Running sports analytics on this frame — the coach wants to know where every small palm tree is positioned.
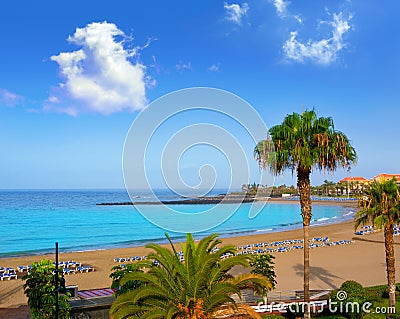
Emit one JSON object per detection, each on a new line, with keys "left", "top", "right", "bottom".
{"left": 111, "top": 233, "right": 272, "bottom": 319}
{"left": 355, "top": 178, "right": 400, "bottom": 310}
{"left": 254, "top": 109, "right": 356, "bottom": 319}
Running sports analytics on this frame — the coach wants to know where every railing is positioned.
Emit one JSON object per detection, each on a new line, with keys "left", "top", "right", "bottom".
{"left": 285, "top": 196, "right": 357, "bottom": 201}
{"left": 235, "top": 289, "right": 332, "bottom": 305}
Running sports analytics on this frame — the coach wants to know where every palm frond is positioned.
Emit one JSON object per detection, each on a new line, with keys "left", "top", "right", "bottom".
{"left": 112, "top": 233, "right": 273, "bottom": 318}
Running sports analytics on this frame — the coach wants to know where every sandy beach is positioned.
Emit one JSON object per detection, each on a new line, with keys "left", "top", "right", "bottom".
{"left": 1, "top": 199, "right": 398, "bottom": 308}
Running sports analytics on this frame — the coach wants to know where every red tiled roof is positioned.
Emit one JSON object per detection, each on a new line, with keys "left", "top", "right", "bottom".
{"left": 339, "top": 177, "right": 368, "bottom": 183}
{"left": 373, "top": 174, "right": 400, "bottom": 181}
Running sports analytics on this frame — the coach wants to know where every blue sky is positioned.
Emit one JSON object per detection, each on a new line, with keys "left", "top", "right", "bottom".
{"left": 0, "top": 0, "right": 399, "bottom": 190}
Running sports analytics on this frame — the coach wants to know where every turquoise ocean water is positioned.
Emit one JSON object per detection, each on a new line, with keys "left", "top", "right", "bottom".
{"left": 0, "top": 190, "right": 355, "bottom": 258}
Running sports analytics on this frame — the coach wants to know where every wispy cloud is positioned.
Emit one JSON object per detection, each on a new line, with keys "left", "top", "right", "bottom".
{"left": 49, "top": 21, "right": 152, "bottom": 115}
{"left": 224, "top": 2, "right": 249, "bottom": 25}
{"left": 271, "top": 0, "right": 290, "bottom": 17}
{"left": 0, "top": 88, "right": 23, "bottom": 107}
{"left": 208, "top": 63, "right": 221, "bottom": 72}
{"left": 293, "top": 14, "right": 303, "bottom": 24}
{"left": 283, "top": 12, "right": 352, "bottom": 65}
{"left": 47, "top": 95, "right": 60, "bottom": 103}
{"left": 270, "top": 0, "right": 303, "bottom": 23}
{"left": 176, "top": 61, "right": 192, "bottom": 71}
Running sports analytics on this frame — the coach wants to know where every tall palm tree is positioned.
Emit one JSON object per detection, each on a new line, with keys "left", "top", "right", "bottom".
{"left": 355, "top": 178, "right": 400, "bottom": 310}
{"left": 254, "top": 109, "right": 356, "bottom": 319}
{"left": 323, "top": 180, "right": 336, "bottom": 196}
{"left": 111, "top": 233, "right": 272, "bottom": 319}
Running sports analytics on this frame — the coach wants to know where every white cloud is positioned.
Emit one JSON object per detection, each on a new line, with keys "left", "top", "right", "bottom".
{"left": 0, "top": 88, "right": 23, "bottom": 107}
{"left": 272, "top": 0, "right": 290, "bottom": 16}
{"left": 43, "top": 104, "right": 79, "bottom": 117}
{"left": 294, "top": 14, "right": 303, "bottom": 24}
{"left": 283, "top": 12, "right": 352, "bottom": 65}
{"left": 176, "top": 61, "right": 192, "bottom": 71}
{"left": 224, "top": 2, "right": 249, "bottom": 25}
{"left": 47, "top": 95, "right": 60, "bottom": 103}
{"left": 49, "top": 21, "right": 151, "bottom": 115}
{"left": 208, "top": 64, "right": 220, "bottom": 72}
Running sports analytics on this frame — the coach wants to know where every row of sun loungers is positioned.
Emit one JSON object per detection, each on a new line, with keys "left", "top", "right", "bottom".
{"left": 114, "top": 247, "right": 221, "bottom": 264}
{"left": 0, "top": 267, "right": 18, "bottom": 280}
{"left": 0, "top": 273, "right": 18, "bottom": 281}
{"left": 237, "top": 237, "right": 329, "bottom": 250}
{"left": 233, "top": 238, "right": 353, "bottom": 256}
{"left": 0, "top": 267, "right": 18, "bottom": 281}
{"left": 114, "top": 236, "right": 354, "bottom": 265}
{"left": 0, "top": 260, "right": 94, "bottom": 282}
{"left": 14, "top": 260, "right": 83, "bottom": 273}
{"left": 355, "top": 225, "right": 400, "bottom": 236}
{"left": 53, "top": 260, "right": 82, "bottom": 268}
{"left": 114, "top": 256, "right": 147, "bottom": 263}
{"left": 63, "top": 265, "right": 95, "bottom": 274}
{"left": 0, "top": 267, "right": 16, "bottom": 274}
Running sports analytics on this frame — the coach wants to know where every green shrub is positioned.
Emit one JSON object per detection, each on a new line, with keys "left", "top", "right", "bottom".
{"left": 364, "top": 285, "right": 387, "bottom": 302}
{"left": 330, "top": 280, "right": 366, "bottom": 319}
{"left": 22, "top": 259, "right": 70, "bottom": 319}
{"left": 250, "top": 254, "right": 277, "bottom": 289}
{"left": 365, "top": 284, "right": 400, "bottom": 301}
{"left": 381, "top": 288, "right": 390, "bottom": 299}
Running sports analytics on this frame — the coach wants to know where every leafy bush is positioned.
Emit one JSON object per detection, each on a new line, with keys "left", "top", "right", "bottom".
{"left": 22, "top": 259, "right": 70, "bottom": 319}
{"left": 330, "top": 280, "right": 366, "bottom": 319}
{"left": 365, "top": 284, "right": 400, "bottom": 301}
{"left": 364, "top": 289, "right": 382, "bottom": 302}
{"left": 250, "top": 254, "right": 277, "bottom": 291}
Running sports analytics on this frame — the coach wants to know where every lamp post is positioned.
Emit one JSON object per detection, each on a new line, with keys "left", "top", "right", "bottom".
{"left": 55, "top": 242, "right": 67, "bottom": 319}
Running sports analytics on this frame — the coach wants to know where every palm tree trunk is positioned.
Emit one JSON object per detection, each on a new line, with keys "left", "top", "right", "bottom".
{"left": 297, "top": 167, "right": 312, "bottom": 319}
{"left": 384, "top": 223, "right": 396, "bottom": 312}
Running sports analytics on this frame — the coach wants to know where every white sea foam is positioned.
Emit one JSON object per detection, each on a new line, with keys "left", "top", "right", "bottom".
{"left": 343, "top": 211, "right": 355, "bottom": 216}
{"left": 256, "top": 228, "right": 273, "bottom": 232}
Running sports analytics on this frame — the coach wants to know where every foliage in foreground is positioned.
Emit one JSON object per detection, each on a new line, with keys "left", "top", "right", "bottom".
{"left": 111, "top": 233, "right": 273, "bottom": 319}
{"left": 110, "top": 262, "right": 144, "bottom": 297}
{"left": 22, "top": 259, "right": 70, "bottom": 319}
{"left": 250, "top": 254, "right": 277, "bottom": 292}
{"left": 330, "top": 280, "right": 366, "bottom": 319}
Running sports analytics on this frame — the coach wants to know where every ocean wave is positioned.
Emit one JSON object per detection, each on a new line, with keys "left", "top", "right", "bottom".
{"left": 276, "top": 221, "right": 303, "bottom": 228}
{"left": 343, "top": 211, "right": 355, "bottom": 216}
{"left": 256, "top": 228, "right": 273, "bottom": 232}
